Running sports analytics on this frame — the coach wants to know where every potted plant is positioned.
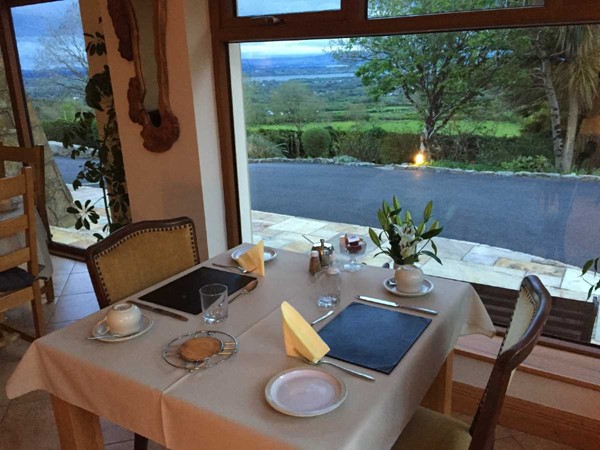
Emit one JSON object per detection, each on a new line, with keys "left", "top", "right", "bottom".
{"left": 369, "top": 196, "right": 443, "bottom": 293}
{"left": 582, "top": 258, "right": 599, "bottom": 300}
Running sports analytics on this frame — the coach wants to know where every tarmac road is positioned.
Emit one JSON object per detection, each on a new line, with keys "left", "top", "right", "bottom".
{"left": 249, "top": 163, "right": 600, "bottom": 267}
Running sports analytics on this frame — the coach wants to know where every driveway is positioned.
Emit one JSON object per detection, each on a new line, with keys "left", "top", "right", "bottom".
{"left": 249, "top": 163, "right": 600, "bottom": 267}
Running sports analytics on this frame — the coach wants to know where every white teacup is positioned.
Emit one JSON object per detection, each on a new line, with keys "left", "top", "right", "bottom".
{"left": 106, "top": 303, "right": 142, "bottom": 336}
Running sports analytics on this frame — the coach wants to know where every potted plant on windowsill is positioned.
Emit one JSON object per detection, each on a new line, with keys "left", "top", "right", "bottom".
{"left": 369, "top": 196, "right": 443, "bottom": 293}
{"left": 582, "top": 258, "right": 599, "bottom": 300}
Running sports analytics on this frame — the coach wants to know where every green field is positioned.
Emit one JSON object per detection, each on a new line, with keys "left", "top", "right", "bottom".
{"left": 250, "top": 119, "right": 522, "bottom": 137}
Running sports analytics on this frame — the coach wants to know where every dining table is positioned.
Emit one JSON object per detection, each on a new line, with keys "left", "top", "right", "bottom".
{"left": 6, "top": 245, "right": 495, "bottom": 450}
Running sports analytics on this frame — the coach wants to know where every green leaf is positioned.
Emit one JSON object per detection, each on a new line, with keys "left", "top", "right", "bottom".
{"left": 423, "top": 201, "right": 432, "bottom": 221}
{"left": 392, "top": 195, "right": 400, "bottom": 210}
{"left": 422, "top": 250, "right": 442, "bottom": 265}
{"left": 582, "top": 259, "right": 594, "bottom": 275}
{"left": 377, "top": 209, "right": 388, "bottom": 229}
{"left": 421, "top": 227, "right": 443, "bottom": 240}
{"left": 369, "top": 228, "right": 381, "bottom": 248}
{"left": 431, "top": 241, "right": 438, "bottom": 254}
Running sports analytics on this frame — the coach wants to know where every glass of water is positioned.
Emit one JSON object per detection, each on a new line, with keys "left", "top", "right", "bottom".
{"left": 314, "top": 267, "right": 341, "bottom": 308}
{"left": 200, "top": 284, "right": 229, "bottom": 324}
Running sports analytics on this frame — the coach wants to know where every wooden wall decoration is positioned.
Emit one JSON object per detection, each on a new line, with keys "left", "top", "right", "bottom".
{"left": 107, "top": 0, "right": 179, "bottom": 152}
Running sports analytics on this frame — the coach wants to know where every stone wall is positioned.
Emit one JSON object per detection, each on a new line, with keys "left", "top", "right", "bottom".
{"left": 0, "top": 55, "right": 75, "bottom": 228}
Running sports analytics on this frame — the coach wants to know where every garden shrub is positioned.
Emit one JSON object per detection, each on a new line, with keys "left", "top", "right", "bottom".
{"left": 335, "top": 126, "right": 386, "bottom": 163}
{"left": 246, "top": 134, "right": 284, "bottom": 159}
{"left": 42, "top": 119, "right": 97, "bottom": 146}
{"left": 301, "top": 127, "right": 332, "bottom": 157}
{"left": 500, "top": 155, "right": 552, "bottom": 172}
{"left": 380, "top": 133, "right": 421, "bottom": 164}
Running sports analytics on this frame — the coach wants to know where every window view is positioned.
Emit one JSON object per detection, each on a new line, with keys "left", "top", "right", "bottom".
{"left": 12, "top": 0, "right": 108, "bottom": 249}
{"left": 236, "top": 0, "right": 341, "bottom": 17}
{"left": 368, "top": 0, "right": 544, "bottom": 18}
{"left": 236, "top": 26, "right": 600, "bottom": 345}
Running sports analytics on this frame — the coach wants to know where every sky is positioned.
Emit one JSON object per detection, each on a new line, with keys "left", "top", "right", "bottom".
{"left": 10, "top": 0, "right": 332, "bottom": 70}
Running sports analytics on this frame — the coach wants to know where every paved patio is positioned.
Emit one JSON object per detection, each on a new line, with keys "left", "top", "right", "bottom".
{"left": 251, "top": 210, "right": 600, "bottom": 344}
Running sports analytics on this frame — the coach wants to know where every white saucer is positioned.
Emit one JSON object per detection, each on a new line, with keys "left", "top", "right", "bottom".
{"left": 231, "top": 246, "right": 278, "bottom": 263}
{"left": 383, "top": 278, "right": 434, "bottom": 297}
{"left": 91, "top": 315, "right": 153, "bottom": 342}
{"left": 265, "top": 368, "right": 347, "bottom": 417}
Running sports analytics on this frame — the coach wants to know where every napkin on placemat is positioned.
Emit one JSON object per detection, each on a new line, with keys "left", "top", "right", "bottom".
{"left": 281, "top": 301, "right": 330, "bottom": 363}
{"left": 318, "top": 302, "right": 432, "bottom": 374}
{"left": 237, "top": 240, "right": 265, "bottom": 276}
{"left": 139, "top": 267, "right": 255, "bottom": 314}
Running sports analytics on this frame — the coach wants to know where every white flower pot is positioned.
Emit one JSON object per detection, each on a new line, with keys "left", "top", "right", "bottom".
{"left": 394, "top": 264, "right": 424, "bottom": 293}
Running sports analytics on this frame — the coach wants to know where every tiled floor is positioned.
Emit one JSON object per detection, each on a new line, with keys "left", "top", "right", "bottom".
{"left": 0, "top": 256, "right": 582, "bottom": 449}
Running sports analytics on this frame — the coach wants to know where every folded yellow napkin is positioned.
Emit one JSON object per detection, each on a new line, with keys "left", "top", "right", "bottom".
{"left": 237, "top": 240, "right": 265, "bottom": 276}
{"left": 281, "top": 301, "right": 330, "bottom": 363}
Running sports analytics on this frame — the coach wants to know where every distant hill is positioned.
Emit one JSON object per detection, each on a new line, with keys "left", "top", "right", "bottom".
{"left": 242, "top": 53, "right": 357, "bottom": 77}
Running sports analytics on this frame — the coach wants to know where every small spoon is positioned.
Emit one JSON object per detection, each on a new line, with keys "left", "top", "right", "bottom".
{"left": 310, "top": 310, "right": 334, "bottom": 326}
{"left": 212, "top": 263, "right": 255, "bottom": 274}
{"left": 229, "top": 279, "right": 259, "bottom": 303}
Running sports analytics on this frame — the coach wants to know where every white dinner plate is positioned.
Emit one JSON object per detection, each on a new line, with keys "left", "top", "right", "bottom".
{"left": 231, "top": 246, "right": 278, "bottom": 263}
{"left": 383, "top": 277, "right": 434, "bottom": 298}
{"left": 90, "top": 315, "right": 153, "bottom": 343}
{"left": 265, "top": 368, "right": 347, "bottom": 417}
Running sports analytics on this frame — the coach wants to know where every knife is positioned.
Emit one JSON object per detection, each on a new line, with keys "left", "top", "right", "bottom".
{"left": 355, "top": 295, "right": 438, "bottom": 316}
{"left": 128, "top": 301, "right": 189, "bottom": 321}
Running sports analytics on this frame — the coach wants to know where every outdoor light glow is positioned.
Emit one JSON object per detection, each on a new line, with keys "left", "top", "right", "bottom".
{"left": 414, "top": 152, "right": 426, "bottom": 166}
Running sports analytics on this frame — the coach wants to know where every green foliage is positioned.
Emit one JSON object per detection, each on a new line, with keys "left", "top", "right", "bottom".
{"left": 380, "top": 133, "right": 421, "bottom": 164}
{"left": 332, "top": 155, "right": 359, "bottom": 163}
{"left": 582, "top": 258, "right": 600, "bottom": 300}
{"left": 270, "top": 81, "right": 322, "bottom": 132}
{"left": 369, "top": 196, "right": 443, "bottom": 266}
{"left": 42, "top": 119, "right": 97, "bottom": 145}
{"left": 301, "top": 128, "right": 332, "bottom": 157}
{"left": 500, "top": 155, "right": 552, "bottom": 173}
{"left": 334, "top": 126, "right": 386, "bottom": 162}
{"left": 246, "top": 134, "right": 284, "bottom": 159}
{"left": 63, "top": 32, "right": 129, "bottom": 240}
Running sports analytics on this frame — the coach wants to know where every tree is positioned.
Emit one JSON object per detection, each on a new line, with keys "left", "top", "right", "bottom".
{"left": 34, "top": 0, "right": 88, "bottom": 93}
{"left": 333, "top": 0, "right": 513, "bottom": 154}
{"left": 531, "top": 26, "right": 600, "bottom": 172}
{"left": 271, "top": 81, "right": 321, "bottom": 133}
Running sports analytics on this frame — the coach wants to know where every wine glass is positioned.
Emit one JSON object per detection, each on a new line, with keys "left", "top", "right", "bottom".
{"left": 339, "top": 235, "right": 367, "bottom": 272}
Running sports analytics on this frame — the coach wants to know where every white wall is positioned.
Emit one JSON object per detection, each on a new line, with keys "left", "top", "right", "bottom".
{"left": 96, "top": 0, "right": 227, "bottom": 259}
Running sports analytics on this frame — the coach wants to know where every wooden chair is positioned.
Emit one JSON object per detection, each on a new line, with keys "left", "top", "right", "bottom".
{"left": 85, "top": 217, "right": 200, "bottom": 450}
{"left": 0, "top": 142, "right": 55, "bottom": 303}
{"left": 0, "top": 167, "right": 45, "bottom": 338}
{"left": 393, "top": 275, "right": 553, "bottom": 450}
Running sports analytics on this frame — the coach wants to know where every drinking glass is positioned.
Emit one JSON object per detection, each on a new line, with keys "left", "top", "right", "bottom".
{"left": 200, "top": 284, "right": 228, "bottom": 324}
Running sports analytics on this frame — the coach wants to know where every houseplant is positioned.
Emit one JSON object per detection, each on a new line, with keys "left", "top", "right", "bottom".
{"left": 582, "top": 257, "right": 599, "bottom": 300}
{"left": 369, "top": 196, "right": 443, "bottom": 293}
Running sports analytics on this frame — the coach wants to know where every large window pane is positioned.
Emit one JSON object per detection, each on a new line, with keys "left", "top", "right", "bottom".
{"left": 234, "top": 26, "right": 600, "bottom": 346}
{"left": 236, "top": 0, "right": 340, "bottom": 17}
{"left": 369, "top": 0, "right": 544, "bottom": 18}
{"left": 12, "top": 0, "right": 104, "bottom": 249}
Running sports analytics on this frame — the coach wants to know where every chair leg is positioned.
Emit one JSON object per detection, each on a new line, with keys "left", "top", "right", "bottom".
{"left": 133, "top": 433, "right": 149, "bottom": 450}
{"left": 31, "top": 281, "right": 45, "bottom": 337}
{"left": 44, "top": 278, "right": 55, "bottom": 303}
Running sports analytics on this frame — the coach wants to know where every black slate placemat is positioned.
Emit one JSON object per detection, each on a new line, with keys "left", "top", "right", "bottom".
{"left": 139, "top": 267, "right": 255, "bottom": 315}
{"left": 318, "top": 302, "right": 432, "bottom": 374}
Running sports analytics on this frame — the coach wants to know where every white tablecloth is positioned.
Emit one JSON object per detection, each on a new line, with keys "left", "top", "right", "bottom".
{"left": 7, "top": 248, "right": 495, "bottom": 449}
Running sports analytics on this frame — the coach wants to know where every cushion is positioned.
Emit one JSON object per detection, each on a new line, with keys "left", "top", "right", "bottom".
{"left": 0, "top": 267, "right": 35, "bottom": 292}
{"left": 392, "top": 407, "right": 472, "bottom": 450}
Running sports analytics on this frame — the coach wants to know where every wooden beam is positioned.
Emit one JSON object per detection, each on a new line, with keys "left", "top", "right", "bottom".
{"left": 421, "top": 352, "right": 454, "bottom": 415}
{"left": 0, "top": 3, "right": 33, "bottom": 147}
{"left": 51, "top": 396, "right": 104, "bottom": 450}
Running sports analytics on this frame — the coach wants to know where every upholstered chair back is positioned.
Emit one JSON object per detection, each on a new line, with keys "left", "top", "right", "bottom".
{"left": 85, "top": 217, "right": 200, "bottom": 308}
{"left": 469, "top": 275, "right": 552, "bottom": 450}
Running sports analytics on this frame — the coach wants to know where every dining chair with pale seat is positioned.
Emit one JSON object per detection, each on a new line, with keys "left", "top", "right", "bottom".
{"left": 393, "top": 275, "right": 552, "bottom": 450}
{"left": 0, "top": 167, "right": 45, "bottom": 339}
{"left": 85, "top": 216, "right": 200, "bottom": 450}
{"left": 0, "top": 142, "right": 55, "bottom": 303}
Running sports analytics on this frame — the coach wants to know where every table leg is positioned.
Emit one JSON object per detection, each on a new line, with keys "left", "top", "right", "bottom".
{"left": 420, "top": 352, "right": 454, "bottom": 415}
{"left": 51, "top": 395, "right": 104, "bottom": 450}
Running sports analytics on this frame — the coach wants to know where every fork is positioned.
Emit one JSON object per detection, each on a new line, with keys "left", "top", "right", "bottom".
{"left": 212, "top": 263, "right": 255, "bottom": 274}
{"left": 295, "top": 351, "right": 375, "bottom": 382}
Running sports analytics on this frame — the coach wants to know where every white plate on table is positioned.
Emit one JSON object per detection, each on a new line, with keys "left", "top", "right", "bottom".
{"left": 383, "top": 277, "right": 434, "bottom": 298}
{"left": 90, "top": 315, "right": 153, "bottom": 343}
{"left": 231, "top": 246, "right": 278, "bottom": 263}
{"left": 265, "top": 368, "right": 347, "bottom": 417}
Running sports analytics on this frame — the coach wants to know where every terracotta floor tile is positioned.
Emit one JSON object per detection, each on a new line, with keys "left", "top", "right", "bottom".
{"left": 0, "top": 403, "right": 7, "bottom": 425}
{"left": 104, "top": 442, "right": 134, "bottom": 450}
{"left": 70, "top": 262, "right": 88, "bottom": 274}
{"left": 0, "top": 361, "right": 18, "bottom": 407}
{"left": 0, "top": 398, "right": 59, "bottom": 450}
{"left": 101, "top": 421, "right": 134, "bottom": 445}
{"left": 60, "top": 272, "right": 94, "bottom": 296}
{"left": 513, "top": 432, "right": 579, "bottom": 450}
{"left": 48, "top": 292, "right": 99, "bottom": 323}
{"left": 493, "top": 436, "right": 524, "bottom": 450}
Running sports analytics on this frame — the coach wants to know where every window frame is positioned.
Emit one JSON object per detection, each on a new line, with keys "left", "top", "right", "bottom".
{"left": 208, "top": 0, "right": 600, "bottom": 352}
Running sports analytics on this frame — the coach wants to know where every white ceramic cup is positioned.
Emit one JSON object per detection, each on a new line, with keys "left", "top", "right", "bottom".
{"left": 106, "top": 303, "right": 142, "bottom": 336}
